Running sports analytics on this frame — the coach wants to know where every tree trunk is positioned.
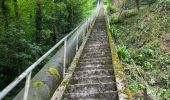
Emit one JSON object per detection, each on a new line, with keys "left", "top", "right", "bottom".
{"left": 51, "top": 0, "right": 58, "bottom": 45}
{"left": 13, "top": 0, "right": 19, "bottom": 19}
{"left": 13, "top": 0, "right": 20, "bottom": 29}
{"left": 1, "top": 0, "right": 9, "bottom": 29}
{"left": 135, "top": 0, "right": 140, "bottom": 11}
{"left": 51, "top": 21, "right": 57, "bottom": 45}
{"left": 72, "top": 7, "right": 74, "bottom": 26}
{"left": 35, "top": 0, "right": 42, "bottom": 43}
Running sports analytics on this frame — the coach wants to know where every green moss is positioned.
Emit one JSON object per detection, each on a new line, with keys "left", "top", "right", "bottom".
{"left": 123, "top": 88, "right": 133, "bottom": 100}
{"left": 33, "top": 81, "right": 51, "bottom": 98}
{"left": 48, "top": 67, "right": 61, "bottom": 81}
{"left": 33, "top": 81, "right": 45, "bottom": 87}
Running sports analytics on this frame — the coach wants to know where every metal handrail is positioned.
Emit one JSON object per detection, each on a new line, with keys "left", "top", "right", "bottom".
{"left": 0, "top": 1, "right": 101, "bottom": 100}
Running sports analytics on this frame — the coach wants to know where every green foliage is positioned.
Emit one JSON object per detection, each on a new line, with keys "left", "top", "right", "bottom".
{"left": 0, "top": 26, "right": 42, "bottom": 89}
{"left": 121, "top": 9, "right": 138, "bottom": 18}
{"left": 159, "top": 89, "right": 170, "bottom": 99}
{"left": 109, "top": 0, "right": 170, "bottom": 99}
{"left": 107, "top": 4, "right": 117, "bottom": 15}
{"left": 116, "top": 45, "right": 128, "bottom": 61}
{"left": 0, "top": 0, "right": 96, "bottom": 93}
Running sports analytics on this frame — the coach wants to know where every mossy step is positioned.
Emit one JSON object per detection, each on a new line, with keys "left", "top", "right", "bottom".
{"left": 66, "top": 82, "right": 117, "bottom": 94}
{"left": 70, "top": 76, "right": 115, "bottom": 84}
{"left": 63, "top": 91, "right": 118, "bottom": 100}
{"left": 73, "top": 69, "right": 113, "bottom": 78}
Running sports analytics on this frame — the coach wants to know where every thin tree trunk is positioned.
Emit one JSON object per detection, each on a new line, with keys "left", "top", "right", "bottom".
{"left": 1, "top": 0, "right": 9, "bottom": 29}
{"left": 51, "top": 21, "right": 57, "bottom": 45}
{"left": 118, "top": 3, "right": 125, "bottom": 19}
{"left": 13, "top": 0, "right": 20, "bottom": 29}
{"left": 35, "top": 0, "right": 42, "bottom": 43}
{"left": 135, "top": 0, "right": 140, "bottom": 11}
{"left": 72, "top": 7, "right": 74, "bottom": 26}
{"left": 13, "top": 0, "right": 19, "bottom": 19}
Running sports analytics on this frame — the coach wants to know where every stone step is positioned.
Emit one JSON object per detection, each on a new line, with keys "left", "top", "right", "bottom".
{"left": 76, "top": 64, "right": 113, "bottom": 71}
{"left": 85, "top": 43, "right": 108, "bottom": 46}
{"left": 66, "top": 82, "right": 117, "bottom": 94}
{"left": 85, "top": 42, "right": 108, "bottom": 46}
{"left": 78, "top": 60, "right": 112, "bottom": 66}
{"left": 82, "top": 51, "right": 111, "bottom": 55}
{"left": 79, "top": 59, "right": 112, "bottom": 64}
{"left": 70, "top": 76, "right": 115, "bottom": 84}
{"left": 83, "top": 48, "right": 110, "bottom": 53}
{"left": 81, "top": 52, "right": 111, "bottom": 58}
{"left": 92, "top": 30, "right": 106, "bottom": 32}
{"left": 73, "top": 69, "right": 113, "bottom": 78}
{"left": 86, "top": 42, "right": 108, "bottom": 45}
{"left": 81, "top": 54, "right": 111, "bottom": 59}
{"left": 63, "top": 91, "right": 118, "bottom": 100}
{"left": 88, "top": 39, "right": 107, "bottom": 41}
{"left": 80, "top": 57, "right": 112, "bottom": 62}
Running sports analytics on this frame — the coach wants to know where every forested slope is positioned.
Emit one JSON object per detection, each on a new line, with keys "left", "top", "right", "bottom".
{"left": 106, "top": 0, "right": 170, "bottom": 99}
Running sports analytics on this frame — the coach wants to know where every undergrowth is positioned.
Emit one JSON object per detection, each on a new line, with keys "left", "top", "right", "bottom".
{"left": 107, "top": 0, "right": 170, "bottom": 99}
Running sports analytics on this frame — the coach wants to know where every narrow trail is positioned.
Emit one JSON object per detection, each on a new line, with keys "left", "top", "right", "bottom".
{"left": 63, "top": 8, "right": 118, "bottom": 100}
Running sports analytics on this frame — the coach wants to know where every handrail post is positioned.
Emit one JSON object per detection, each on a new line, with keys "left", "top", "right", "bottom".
{"left": 63, "top": 39, "right": 67, "bottom": 78}
{"left": 76, "top": 32, "right": 79, "bottom": 52}
{"left": 84, "top": 25, "right": 86, "bottom": 37}
{"left": 23, "top": 72, "right": 32, "bottom": 100}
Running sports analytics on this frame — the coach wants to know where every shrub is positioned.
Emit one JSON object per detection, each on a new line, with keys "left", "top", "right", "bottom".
{"left": 107, "top": 4, "right": 117, "bottom": 14}
{"left": 121, "top": 9, "right": 138, "bottom": 18}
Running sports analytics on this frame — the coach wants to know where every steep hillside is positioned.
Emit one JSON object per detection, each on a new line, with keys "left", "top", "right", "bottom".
{"left": 107, "top": 0, "right": 170, "bottom": 99}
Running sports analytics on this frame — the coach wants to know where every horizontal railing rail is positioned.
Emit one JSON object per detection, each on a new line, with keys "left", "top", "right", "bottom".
{"left": 0, "top": 1, "right": 101, "bottom": 100}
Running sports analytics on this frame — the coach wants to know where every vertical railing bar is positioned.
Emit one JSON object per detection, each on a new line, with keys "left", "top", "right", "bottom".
{"left": 76, "top": 31, "right": 79, "bottom": 52}
{"left": 86, "top": 19, "right": 88, "bottom": 33}
{"left": 63, "top": 39, "right": 67, "bottom": 78}
{"left": 23, "top": 72, "right": 32, "bottom": 100}
{"left": 84, "top": 24, "right": 86, "bottom": 37}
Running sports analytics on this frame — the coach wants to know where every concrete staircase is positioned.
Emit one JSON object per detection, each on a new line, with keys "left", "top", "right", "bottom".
{"left": 62, "top": 9, "right": 118, "bottom": 100}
